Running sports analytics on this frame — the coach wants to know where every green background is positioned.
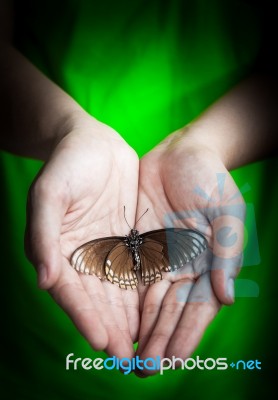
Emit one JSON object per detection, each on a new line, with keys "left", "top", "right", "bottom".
{"left": 1, "top": 0, "right": 277, "bottom": 399}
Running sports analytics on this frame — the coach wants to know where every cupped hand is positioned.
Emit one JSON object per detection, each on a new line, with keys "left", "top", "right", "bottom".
{"left": 25, "top": 116, "right": 140, "bottom": 358}
{"left": 135, "top": 130, "right": 245, "bottom": 375}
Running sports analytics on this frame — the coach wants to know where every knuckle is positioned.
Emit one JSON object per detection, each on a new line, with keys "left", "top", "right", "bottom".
{"left": 161, "top": 302, "right": 182, "bottom": 314}
{"left": 143, "top": 303, "right": 160, "bottom": 315}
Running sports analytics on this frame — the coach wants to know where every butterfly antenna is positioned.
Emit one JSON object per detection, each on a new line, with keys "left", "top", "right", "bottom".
{"left": 123, "top": 206, "right": 132, "bottom": 230}
{"left": 134, "top": 208, "right": 149, "bottom": 228}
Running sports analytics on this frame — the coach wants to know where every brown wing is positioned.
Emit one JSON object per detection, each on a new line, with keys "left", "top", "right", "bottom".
{"left": 70, "top": 237, "right": 124, "bottom": 279}
{"left": 139, "top": 239, "right": 171, "bottom": 285}
{"left": 105, "top": 243, "right": 138, "bottom": 289}
{"left": 141, "top": 228, "right": 208, "bottom": 272}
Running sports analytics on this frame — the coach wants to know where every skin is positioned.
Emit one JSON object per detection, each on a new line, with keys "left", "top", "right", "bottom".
{"left": 135, "top": 137, "right": 244, "bottom": 376}
{"left": 134, "top": 75, "right": 277, "bottom": 375}
{"left": 25, "top": 123, "right": 140, "bottom": 358}
{"left": 1, "top": 0, "right": 277, "bottom": 376}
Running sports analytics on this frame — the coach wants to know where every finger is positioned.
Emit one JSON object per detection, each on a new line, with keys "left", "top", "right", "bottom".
{"left": 81, "top": 278, "right": 134, "bottom": 359}
{"left": 210, "top": 206, "right": 245, "bottom": 304}
{"left": 49, "top": 260, "right": 108, "bottom": 351}
{"left": 121, "top": 289, "right": 140, "bottom": 342}
{"left": 102, "top": 282, "right": 135, "bottom": 357}
{"left": 166, "top": 272, "right": 220, "bottom": 360}
{"left": 136, "top": 280, "right": 171, "bottom": 356}
{"left": 25, "top": 177, "right": 67, "bottom": 289}
{"left": 102, "top": 282, "right": 131, "bottom": 341}
{"left": 137, "top": 278, "right": 194, "bottom": 375}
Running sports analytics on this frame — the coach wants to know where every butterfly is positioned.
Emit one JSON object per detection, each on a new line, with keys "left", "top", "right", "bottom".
{"left": 70, "top": 207, "right": 208, "bottom": 289}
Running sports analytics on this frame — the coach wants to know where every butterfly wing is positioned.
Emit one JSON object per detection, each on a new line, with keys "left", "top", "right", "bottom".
{"left": 105, "top": 243, "right": 138, "bottom": 289}
{"left": 139, "top": 239, "right": 170, "bottom": 285}
{"left": 70, "top": 237, "right": 124, "bottom": 279}
{"left": 70, "top": 228, "right": 207, "bottom": 288}
{"left": 140, "top": 228, "right": 208, "bottom": 283}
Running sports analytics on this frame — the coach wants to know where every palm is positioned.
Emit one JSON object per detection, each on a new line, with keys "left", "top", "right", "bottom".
{"left": 26, "top": 126, "right": 140, "bottom": 357}
{"left": 136, "top": 137, "right": 244, "bottom": 374}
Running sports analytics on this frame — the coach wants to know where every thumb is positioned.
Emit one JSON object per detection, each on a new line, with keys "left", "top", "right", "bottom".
{"left": 210, "top": 205, "right": 245, "bottom": 305}
{"left": 25, "top": 178, "right": 66, "bottom": 289}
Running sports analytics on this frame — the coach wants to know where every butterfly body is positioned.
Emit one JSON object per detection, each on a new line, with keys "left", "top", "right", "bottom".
{"left": 124, "top": 229, "right": 142, "bottom": 271}
{"left": 70, "top": 227, "right": 208, "bottom": 290}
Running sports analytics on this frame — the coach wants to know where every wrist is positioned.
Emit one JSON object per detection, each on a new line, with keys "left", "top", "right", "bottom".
{"left": 161, "top": 127, "right": 227, "bottom": 168}
{"left": 183, "top": 122, "right": 233, "bottom": 169}
{"left": 48, "top": 111, "right": 125, "bottom": 160}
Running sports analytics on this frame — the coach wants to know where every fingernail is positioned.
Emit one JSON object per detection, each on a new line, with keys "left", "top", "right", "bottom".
{"left": 227, "top": 278, "right": 235, "bottom": 301}
{"left": 37, "top": 264, "right": 47, "bottom": 287}
{"left": 134, "top": 368, "right": 149, "bottom": 378}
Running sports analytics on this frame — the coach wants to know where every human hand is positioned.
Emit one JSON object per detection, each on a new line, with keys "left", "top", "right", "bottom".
{"left": 135, "top": 130, "right": 245, "bottom": 375}
{"left": 25, "top": 116, "right": 140, "bottom": 358}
